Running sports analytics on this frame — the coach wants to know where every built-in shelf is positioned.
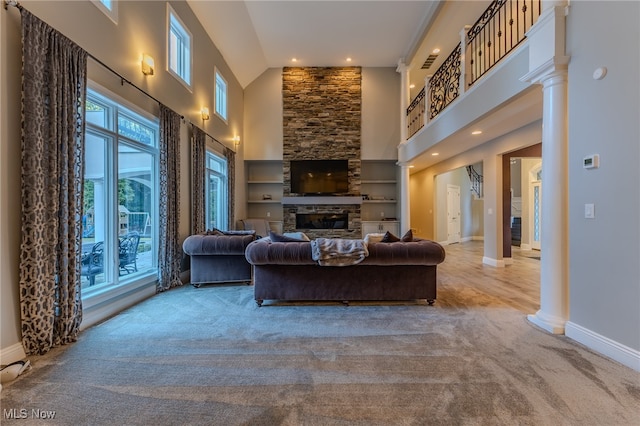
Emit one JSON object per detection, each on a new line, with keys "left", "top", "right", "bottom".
{"left": 362, "top": 200, "right": 396, "bottom": 204}
{"left": 246, "top": 161, "right": 284, "bottom": 222}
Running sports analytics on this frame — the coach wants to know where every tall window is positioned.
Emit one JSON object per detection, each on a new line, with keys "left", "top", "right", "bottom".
{"left": 168, "top": 5, "right": 192, "bottom": 88}
{"left": 91, "top": 0, "right": 118, "bottom": 24}
{"left": 82, "top": 86, "right": 159, "bottom": 293}
{"left": 206, "top": 151, "right": 228, "bottom": 230}
{"left": 215, "top": 68, "right": 228, "bottom": 122}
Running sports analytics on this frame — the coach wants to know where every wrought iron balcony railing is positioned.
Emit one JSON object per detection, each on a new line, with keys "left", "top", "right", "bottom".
{"left": 406, "top": 0, "right": 541, "bottom": 139}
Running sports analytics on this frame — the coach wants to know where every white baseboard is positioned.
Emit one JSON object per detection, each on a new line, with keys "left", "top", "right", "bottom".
{"left": 566, "top": 321, "right": 640, "bottom": 372}
{"left": 482, "top": 256, "right": 506, "bottom": 267}
{"left": 0, "top": 342, "right": 26, "bottom": 366}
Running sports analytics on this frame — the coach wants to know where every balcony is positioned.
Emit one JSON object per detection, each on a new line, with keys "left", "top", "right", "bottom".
{"left": 402, "top": 0, "right": 542, "bottom": 167}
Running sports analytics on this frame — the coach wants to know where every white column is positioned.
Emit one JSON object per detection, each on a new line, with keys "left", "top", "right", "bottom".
{"left": 396, "top": 60, "right": 410, "bottom": 143}
{"left": 398, "top": 162, "right": 411, "bottom": 234}
{"left": 520, "top": 4, "right": 571, "bottom": 334}
{"left": 528, "top": 69, "right": 569, "bottom": 334}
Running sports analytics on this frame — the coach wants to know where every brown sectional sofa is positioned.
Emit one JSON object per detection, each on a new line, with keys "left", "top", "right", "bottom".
{"left": 244, "top": 237, "right": 446, "bottom": 306}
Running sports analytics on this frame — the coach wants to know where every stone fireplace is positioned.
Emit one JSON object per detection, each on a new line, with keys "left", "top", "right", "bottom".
{"left": 282, "top": 67, "right": 362, "bottom": 238}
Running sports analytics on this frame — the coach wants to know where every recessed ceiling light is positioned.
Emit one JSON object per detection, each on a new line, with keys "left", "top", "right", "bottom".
{"left": 409, "top": 84, "right": 415, "bottom": 89}
{"left": 471, "top": 130, "right": 482, "bottom": 135}
{"left": 409, "top": 165, "right": 415, "bottom": 168}
{"left": 432, "top": 48, "right": 441, "bottom": 54}
{"left": 431, "top": 152, "right": 439, "bottom": 156}
{"left": 291, "top": 58, "right": 298, "bottom": 62}
{"left": 346, "top": 57, "right": 352, "bottom": 62}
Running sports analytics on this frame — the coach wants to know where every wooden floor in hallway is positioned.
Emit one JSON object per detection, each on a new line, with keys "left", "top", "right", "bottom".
{"left": 436, "top": 240, "right": 541, "bottom": 314}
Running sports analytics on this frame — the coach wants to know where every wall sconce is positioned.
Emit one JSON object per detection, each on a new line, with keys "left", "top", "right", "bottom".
{"left": 232, "top": 135, "right": 240, "bottom": 148}
{"left": 201, "top": 107, "right": 210, "bottom": 121}
{"left": 141, "top": 54, "right": 155, "bottom": 76}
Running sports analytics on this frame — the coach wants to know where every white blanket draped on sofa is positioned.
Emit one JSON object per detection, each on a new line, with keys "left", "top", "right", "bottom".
{"left": 310, "top": 238, "right": 369, "bottom": 266}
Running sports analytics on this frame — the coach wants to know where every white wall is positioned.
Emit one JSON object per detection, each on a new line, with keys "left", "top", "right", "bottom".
{"left": 1, "top": 0, "right": 244, "bottom": 362}
{"left": 361, "top": 68, "right": 400, "bottom": 160}
{"left": 565, "top": 1, "right": 640, "bottom": 353}
{"left": 243, "top": 68, "right": 284, "bottom": 160}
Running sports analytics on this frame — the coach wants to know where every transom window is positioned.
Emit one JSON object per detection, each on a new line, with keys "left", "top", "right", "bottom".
{"left": 82, "top": 85, "right": 159, "bottom": 294}
{"left": 206, "top": 151, "right": 228, "bottom": 230}
{"left": 91, "top": 0, "right": 118, "bottom": 24}
{"left": 215, "top": 68, "right": 228, "bottom": 122}
{"left": 167, "top": 5, "right": 192, "bottom": 88}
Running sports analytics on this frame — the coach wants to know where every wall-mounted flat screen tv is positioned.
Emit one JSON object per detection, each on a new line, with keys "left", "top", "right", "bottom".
{"left": 290, "top": 160, "right": 349, "bottom": 195}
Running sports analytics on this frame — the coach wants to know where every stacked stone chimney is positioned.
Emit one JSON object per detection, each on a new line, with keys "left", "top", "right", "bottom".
{"left": 282, "top": 67, "right": 362, "bottom": 238}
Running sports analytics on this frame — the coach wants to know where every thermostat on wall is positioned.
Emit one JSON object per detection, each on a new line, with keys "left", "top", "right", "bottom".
{"left": 583, "top": 154, "right": 599, "bottom": 169}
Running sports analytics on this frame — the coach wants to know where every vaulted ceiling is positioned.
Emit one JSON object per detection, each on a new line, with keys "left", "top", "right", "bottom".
{"left": 186, "top": 0, "right": 449, "bottom": 89}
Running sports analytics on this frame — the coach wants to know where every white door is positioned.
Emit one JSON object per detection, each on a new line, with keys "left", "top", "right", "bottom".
{"left": 530, "top": 181, "right": 541, "bottom": 250}
{"left": 447, "top": 184, "right": 461, "bottom": 244}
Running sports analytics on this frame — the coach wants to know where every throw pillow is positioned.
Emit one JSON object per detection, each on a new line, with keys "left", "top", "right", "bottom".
{"left": 381, "top": 231, "right": 400, "bottom": 243}
{"left": 364, "top": 233, "right": 385, "bottom": 244}
{"left": 283, "top": 232, "right": 311, "bottom": 241}
{"left": 401, "top": 229, "right": 414, "bottom": 242}
{"left": 269, "top": 231, "right": 308, "bottom": 242}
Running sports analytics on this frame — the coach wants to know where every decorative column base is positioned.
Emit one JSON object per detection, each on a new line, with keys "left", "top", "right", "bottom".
{"left": 528, "top": 310, "right": 566, "bottom": 334}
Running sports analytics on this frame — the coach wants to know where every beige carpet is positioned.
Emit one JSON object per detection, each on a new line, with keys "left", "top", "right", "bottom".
{"left": 1, "top": 281, "right": 639, "bottom": 425}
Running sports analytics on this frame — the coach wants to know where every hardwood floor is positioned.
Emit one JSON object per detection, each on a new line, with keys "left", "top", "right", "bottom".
{"left": 436, "top": 240, "right": 541, "bottom": 313}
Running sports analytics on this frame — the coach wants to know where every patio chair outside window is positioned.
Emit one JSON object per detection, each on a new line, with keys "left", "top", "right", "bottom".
{"left": 81, "top": 241, "right": 104, "bottom": 286}
{"left": 119, "top": 231, "right": 141, "bottom": 275}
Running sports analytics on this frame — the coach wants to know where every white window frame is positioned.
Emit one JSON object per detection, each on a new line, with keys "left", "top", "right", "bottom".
{"left": 83, "top": 83, "right": 159, "bottom": 297}
{"left": 91, "top": 0, "right": 118, "bottom": 25}
{"left": 167, "top": 4, "right": 192, "bottom": 90}
{"left": 214, "top": 68, "right": 228, "bottom": 123}
{"left": 205, "top": 150, "right": 228, "bottom": 230}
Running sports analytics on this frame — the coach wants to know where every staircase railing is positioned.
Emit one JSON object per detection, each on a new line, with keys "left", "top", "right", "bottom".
{"left": 406, "top": 0, "right": 541, "bottom": 139}
{"left": 466, "top": 165, "right": 483, "bottom": 198}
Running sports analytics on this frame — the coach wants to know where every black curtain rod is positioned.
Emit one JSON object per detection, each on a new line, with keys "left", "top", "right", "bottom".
{"left": 4, "top": 0, "right": 174, "bottom": 115}
{"left": 4, "top": 0, "right": 234, "bottom": 153}
{"left": 189, "top": 123, "right": 230, "bottom": 152}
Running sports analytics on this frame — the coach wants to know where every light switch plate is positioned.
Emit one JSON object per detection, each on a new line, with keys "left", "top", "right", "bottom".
{"left": 584, "top": 203, "right": 595, "bottom": 219}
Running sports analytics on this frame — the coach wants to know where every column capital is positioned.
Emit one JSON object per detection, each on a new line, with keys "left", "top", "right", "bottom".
{"left": 396, "top": 59, "right": 409, "bottom": 74}
{"left": 520, "top": 56, "right": 569, "bottom": 85}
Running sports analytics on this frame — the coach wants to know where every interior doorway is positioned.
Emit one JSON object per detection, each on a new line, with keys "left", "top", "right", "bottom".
{"left": 502, "top": 144, "right": 542, "bottom": 258}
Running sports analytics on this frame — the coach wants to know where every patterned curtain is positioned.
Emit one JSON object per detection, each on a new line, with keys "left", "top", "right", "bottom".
{"left": 224, "top": 147, "right": 236, "bottom": 230}
{"left": 157, "top": 105, "right": 182, "bottom": 291}
{"left": 19, "top": 9, "right": 87, "bottom": 355}
{"left": 191, "top": 126, "right": 206, "bottom": 234}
